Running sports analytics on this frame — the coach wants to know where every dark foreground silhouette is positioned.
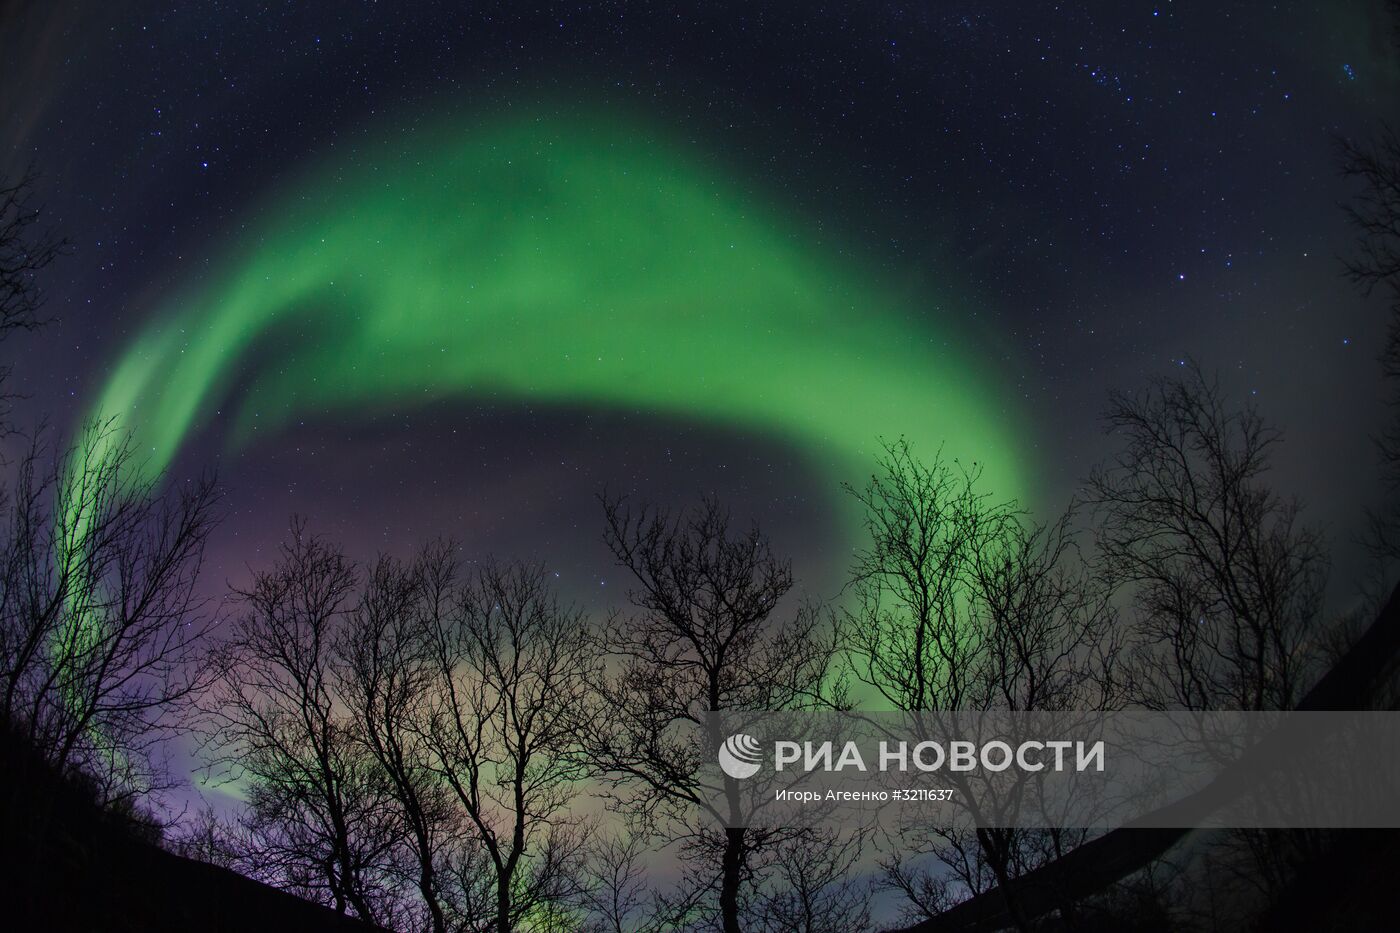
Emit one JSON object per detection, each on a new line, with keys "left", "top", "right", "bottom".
{"left": 895, "top": 579, "right": 1400, "bottom": 933}
{"left": 0, "top": 727, "right": 379, "bottom": 933}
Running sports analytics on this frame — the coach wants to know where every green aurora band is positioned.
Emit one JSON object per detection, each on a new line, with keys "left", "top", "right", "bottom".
{"left": 77, "top": 107, "right": 1030, "bottom": 540}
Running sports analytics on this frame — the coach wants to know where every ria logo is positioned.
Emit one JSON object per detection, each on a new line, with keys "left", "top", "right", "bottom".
{"left": 718, "top": 733, "right": 763, "bottom": 779}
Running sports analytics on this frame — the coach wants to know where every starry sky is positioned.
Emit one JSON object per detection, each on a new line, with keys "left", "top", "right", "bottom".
{"left": 1, "top": 0, "right": 1397, "bottom": 608}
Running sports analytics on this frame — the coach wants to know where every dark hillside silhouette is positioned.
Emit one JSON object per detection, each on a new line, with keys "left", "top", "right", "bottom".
{"left": 0, "top": 723, "right": 382, "bottom": 932}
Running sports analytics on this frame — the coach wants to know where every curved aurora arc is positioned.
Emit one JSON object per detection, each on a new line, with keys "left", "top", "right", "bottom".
{"left": 77, "top": 107, "right": 1030, "bottom": 543}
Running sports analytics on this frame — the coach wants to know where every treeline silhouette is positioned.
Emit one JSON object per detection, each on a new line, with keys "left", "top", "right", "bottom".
{"left": 3, "top": 364, "right": 1390, "bottom": 931}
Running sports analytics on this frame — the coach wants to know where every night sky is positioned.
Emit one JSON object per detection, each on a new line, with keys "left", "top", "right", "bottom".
{"left": 2, "top": 0, "right": 1397, "bottom": 610}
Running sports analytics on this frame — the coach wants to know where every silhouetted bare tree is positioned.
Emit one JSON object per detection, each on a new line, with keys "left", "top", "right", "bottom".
{"left": 576, "top": 830, "right": 681, "bottom": 933}
{"left": 336, "top": 546, "right": 461, "bottom": 933}
{"left": 843, "top": 439, "right": 1119, "bottom": 929}
{"left": 0, "top": 421, "right": 218, "bottom": 804}
{"left": 207, "top": 530, "right": 599, "bottom": 932}
{"left": 747, "top": 827, "right": 871, "bottom": 933}
{"left": 842, "top": 441, "right": 1013, "bottom": 713}
{"left": 0, "top": 171, "right": 62, "bottom": 333}
{"left": 1342, "top": 113, "right": 1400, "bottom": 566}
{"left": 1084, "top": 364, "right": 1335, "bottom": 909}
{"left": 204, "top": 522, "right": 402, "bottom": 924}
{"left": 1342, "top": 124, "right": 1400, "bottom": 300}
{"left": 586, "top": 494, "right": 843, "bottom": 933}
{"left": 0, "top": 170, "right": 64, "bottom": 422}
{"left": 418, "top": 557, "right": 597, "bottom": 933}
{"left": 1086, "top": 363, "right": 1326, "bottom": 712}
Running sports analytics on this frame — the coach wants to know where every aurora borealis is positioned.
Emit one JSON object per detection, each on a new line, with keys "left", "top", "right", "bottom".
{"left": 2, "top": 0, "right": 1395, "bottom": 595}
{"left": 81, "top": 106, "right": 1027, "bottom": 535}
{"left": 6, "top": 2, "right": 1400, "bottom": 929}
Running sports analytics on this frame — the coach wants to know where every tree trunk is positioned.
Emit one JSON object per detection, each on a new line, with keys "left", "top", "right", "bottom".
{"left": 421, "top": 863, "right": 446, "bottom": 933}
{"left": 976, "top": 827, "right": 1030, "bottom": 933}
{"left": 720, "top": 826, "right": 746, "bottom": 933}
{"left": 496, "top": 874, "right": 512, "bottom": 933}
